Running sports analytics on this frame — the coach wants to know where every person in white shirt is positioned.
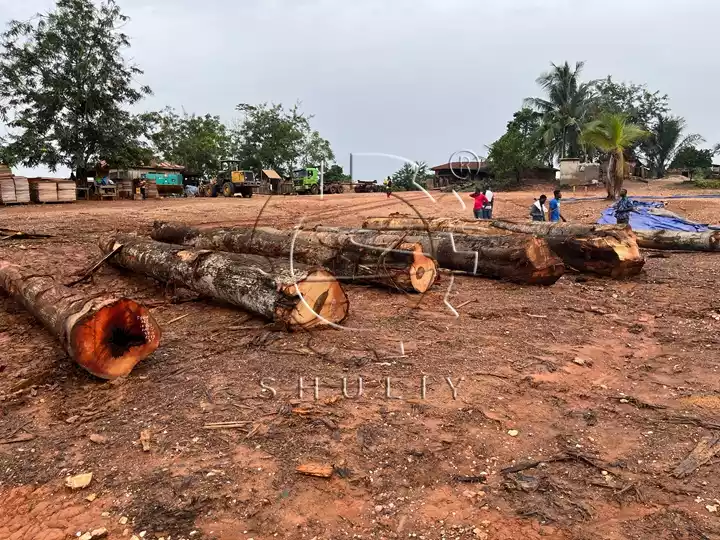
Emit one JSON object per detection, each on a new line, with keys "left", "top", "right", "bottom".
{"left": 530, "top": 195, "right": 548, "bottom": 221}
{"left": 483, "top": 186, "right": 494, "bottom": 219}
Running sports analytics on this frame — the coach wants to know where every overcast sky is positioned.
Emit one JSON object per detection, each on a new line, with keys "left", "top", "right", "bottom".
{"left": 1, "top": 0, "right": 718, "bottom": 179}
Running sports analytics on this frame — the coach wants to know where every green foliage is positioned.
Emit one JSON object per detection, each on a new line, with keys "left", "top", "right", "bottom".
{"left": 670, "top": 146, "right": 713, "bottom": 171}
{"left": 581, "top": 113, "right": 649, "bottom": 198}
{"left": 390, "top": 162, "right": 431, "bottom": 191}
{"left": 643, "top": 115, "right": 704, "bottom": 178}
{"left": 324, "top": 164, "right": 350, "bottom": 182}
{"left": 0, "top": 0, "right": 151, "bottom": 175}
{"left": 487, "top": 108, "right": 547, "bottom": 184}
{"left": 524, "top": 61, "right": 595, "bottom": 160}
{"left": 230, "top": 102, "right": 334, "bottom": 177}
{"left": 692, "top": 178, "right": 720, "bottom": 189}
{"left": 145, "top": 108, "right": 230, "bottom": 177}
{"left": 593, "top": 76, "right": 669, "bottom": 129}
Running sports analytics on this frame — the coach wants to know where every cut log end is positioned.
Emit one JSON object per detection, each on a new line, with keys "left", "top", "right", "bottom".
{"left": 283, "top": 269, "right": 350, "bottom": 330}
{"left": 408, "top": 243, "right": 438, "bottom": 293}
{"left": 70, "top": 299, "right": 162, "bottom": 379}
{"left": 525, "top": 237, "right": 567, "bottom": 285}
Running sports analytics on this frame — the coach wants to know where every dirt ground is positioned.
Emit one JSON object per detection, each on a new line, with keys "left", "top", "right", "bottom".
{"left": 1, "top": 180, "right": 720, "bottom": 540}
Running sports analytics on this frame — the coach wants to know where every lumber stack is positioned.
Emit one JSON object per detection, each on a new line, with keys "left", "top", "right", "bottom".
{"left": 29, "top": 179, "right": 59, "bottom": 203}
{"left": 13, "top": 177, "right": 30, "bottom": 203}
{"left": 100, "top": 234, "right": 350, "bottom": 331}
{"left": 0, "top": 260, "right": 161, "bottom": 379}
{"left": 144, "top": 178, "right": 159, "bottom": 199}
{"left": 362, "top": 216, "right": 645, "bottom": 278}
{"left": 0, "top": 165, "right": 16, "bottom": 204}
{"left": 151, "top": 222, "right": 439, "bottom": 292}
{"left": 56, "top": 180, "right": 77, "bottom": 202}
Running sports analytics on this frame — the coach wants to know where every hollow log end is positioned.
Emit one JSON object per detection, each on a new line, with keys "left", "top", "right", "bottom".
{"left": 281, "top": 268, "right": 349, "bottom": 330}
{"left": 70, "top": 299, "right": 162, "bottom": 379}
{"left": 406, "top": 243, "right": 438, "bottom": 293}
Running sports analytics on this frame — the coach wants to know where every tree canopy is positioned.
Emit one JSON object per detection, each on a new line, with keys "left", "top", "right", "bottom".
{"left": 487, "top": 108, "right": 548, "bottom": 184}
{"left": 390, "top": 161, "right": 432, "bottom": 191}
{"left": 670, "top": 146, "right": 714, "bottom": 172}
{"left": 0, "top": 0, "right": 151, "bottom": 176}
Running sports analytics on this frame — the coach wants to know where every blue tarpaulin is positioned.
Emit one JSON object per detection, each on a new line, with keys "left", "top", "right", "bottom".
{"left": 597, "top": 200, "right": 710, "bottom": 232}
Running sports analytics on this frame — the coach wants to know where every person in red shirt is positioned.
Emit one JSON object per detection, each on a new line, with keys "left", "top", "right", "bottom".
{"left": 470, "top": 187, "right": 489, "bottom": 219}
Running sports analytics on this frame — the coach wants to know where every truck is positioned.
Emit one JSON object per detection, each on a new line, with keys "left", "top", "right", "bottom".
{"left": 292, "top": 167, "right": 346, "bottom": 195}
{"left": 354, "top": 179, "right": 383, "bottom": 193}
{"left": 215, "top": 160, "right": 261, "bottom": 198}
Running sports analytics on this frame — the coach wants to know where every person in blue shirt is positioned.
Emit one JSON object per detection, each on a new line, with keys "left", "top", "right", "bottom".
{"left": 548, "top": 189, "right": 566, "bottom": 222}
{"left": 613, "top": 189, "right": 635, "bottom": 225}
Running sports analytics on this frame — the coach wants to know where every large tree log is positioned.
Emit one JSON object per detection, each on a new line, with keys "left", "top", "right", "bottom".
{"left": 362, "top": 216, "right": 645, "bottom": 278}
{"left": 633, "top": 229, "right": 720, "bottom": 252}
{"left": 100, "top": 234, "right": 349, "bottom": 330}
{"left": 151, "top": 221, "right": 438, "bottom": 293}
{"left": 0, "top": 261, "right": 161, "bottom": 379}
{"left": 311, "top": 227, "right": 565, "bottom": 285}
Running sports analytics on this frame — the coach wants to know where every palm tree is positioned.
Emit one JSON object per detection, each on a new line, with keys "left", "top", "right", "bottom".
{"left": 644, "top": 115, "right": 704, "bottom": 178}
{"left": 524, "top": 61, "right": 595, "bottom": 161}
{"left": 582, "top": 113, "right": 649, "bottom": 199}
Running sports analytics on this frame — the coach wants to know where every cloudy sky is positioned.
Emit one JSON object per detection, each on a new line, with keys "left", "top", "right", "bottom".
{"left": 1, "top": 0, "right": 718, "bottom": 179}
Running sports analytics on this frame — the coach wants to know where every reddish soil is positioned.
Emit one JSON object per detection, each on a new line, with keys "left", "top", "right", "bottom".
{"left": 1, "top": 181, "right": 720, "bottom": 540}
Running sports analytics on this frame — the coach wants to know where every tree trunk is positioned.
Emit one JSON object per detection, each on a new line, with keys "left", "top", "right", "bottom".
{"left": 100, "top": 234, "right": 349, "bottom": 330}
{"left": 0, "top": 260, "right": 161, "bottom": 379}
{"left": 361, "top": 216, "right": 645, "bottom": 278}
{"left": 606, "top": 154, "right": 615, "bottom": 199}
{"left": 150, "top": 221, "right": 438, "bottom": 293}
{"left": 316, "top": 228, "right": 565, "bottom": 285}
{"left": 634, "top": 229, "right": 720, "bottom": 251}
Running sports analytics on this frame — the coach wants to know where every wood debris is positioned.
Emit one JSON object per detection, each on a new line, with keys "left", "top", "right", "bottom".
{"left": 65, "top": 472, "right": 93, "bottom": 489}
{"left": 139, "top": 430, "right": 151, "bottom": 451}
{"left": 673, "top": 434, "right": 720, "bottom": 478}
{"left": 296, "top": 463, "right": 334, "bottom": 478}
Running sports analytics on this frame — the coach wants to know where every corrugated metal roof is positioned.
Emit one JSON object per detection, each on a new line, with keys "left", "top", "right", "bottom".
{"left": 431, "top": 161, "right": 488, "bottom": 171}
{"left": 262, "top": 169, "right": 282, "bottom": 180}
{"left": 151, "top": 162, "right": 185, "bottom": 171}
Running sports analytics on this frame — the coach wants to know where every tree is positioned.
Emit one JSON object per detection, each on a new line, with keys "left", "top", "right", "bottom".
{"left": 643, "top": 115, "right": 703, "bottom": 178}
{"left": 670, "top": 146, "right": 713, "bottom": 172}
{"left": 593, "top": 76, "right": 669, "bottom": 129}
{"left": 146, "top": 108, "right": 230, "bottom": 177}
{"left": 0, "top": 0, "right": 151, "bottom": 177}
{"left": 390, "top": 162, "right": 431, "bottom": 191}
{"left": 487, "top": 108, "right": 547, "bottom": 184}
{"left": 324, "top": 164, "right": 350, "bottom": 182}
{"left": 230, "top": 102, "right": 334, "bottom": 176}
{"left": 524, "top": 61, "right": 595, "bottom": 160}
{"left": 581, "top": 113, "right": 649, "bottom": 199}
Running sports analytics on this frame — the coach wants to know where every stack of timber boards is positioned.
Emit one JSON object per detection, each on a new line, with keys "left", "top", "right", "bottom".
{"left": 56, "top": 180, "right": 77, "bottom": 202}
{"left": 13, "top": 177, "right": 30, "bottom": 203}
{"left": 0, "top": 165, "right": 16, "bottom": 204}
{"left": 144, "top": 178, "right": 159, "bottom": 199}
{"left": 29, "top": 179, "right": 59, "bottom": 203}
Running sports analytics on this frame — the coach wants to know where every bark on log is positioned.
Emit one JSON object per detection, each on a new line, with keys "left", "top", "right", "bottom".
{"left": 100, "top": 234, "right": 349, "bottom": 330}
{"left": 312, "top": 227, "right": 565, "bottom": 285}
{"left": 151, "top": 221, "right": 438, "bottom": 293}
{"left": 0, "top": 260, "right": 161, "bottom": 379}
{"left": 634, "top": 229, "right": 720, "bottom": 252}
{"left": 362, "top": 216, "right": 645, "bottom": 278}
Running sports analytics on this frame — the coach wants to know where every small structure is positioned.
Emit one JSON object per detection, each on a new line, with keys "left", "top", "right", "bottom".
{"left": 261, "top": 169, "right": 282, "bottom": 194}
{"left": 109, "top": 162, "right": 185, "bottom": 197}
{"left": 559, "top": 159, "right": 600, "bottom": 186}
{"left": 429, "top": 161, "right": 492, "bottom": 189}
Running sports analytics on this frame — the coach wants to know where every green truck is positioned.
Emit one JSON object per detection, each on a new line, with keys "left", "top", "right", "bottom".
{"left": 292, "top": 167, "right": 346, "bottom": 195}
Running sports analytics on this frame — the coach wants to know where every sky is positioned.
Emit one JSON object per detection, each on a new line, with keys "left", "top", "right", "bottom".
{"left": 1, "top": 0, "right": 718, "bottom": 180}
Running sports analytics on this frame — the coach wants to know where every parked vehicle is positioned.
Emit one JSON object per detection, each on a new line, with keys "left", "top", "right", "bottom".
{"left": 215, "top": 160, "right": 261, "bottom": 198}
{"left": 292, "top": 167, "right": 346, "bottom": 194}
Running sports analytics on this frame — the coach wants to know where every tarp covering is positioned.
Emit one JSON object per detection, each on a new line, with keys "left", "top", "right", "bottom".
{"left": 597, "top": 200, "right": 710, "bottom": 232}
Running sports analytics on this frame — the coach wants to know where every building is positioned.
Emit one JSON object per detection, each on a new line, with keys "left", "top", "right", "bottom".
{"left": 429, "top": 161, "right": 491, "bottom": 189}
{"left": 109, "top": 162, "right": 185, "bottom": 195}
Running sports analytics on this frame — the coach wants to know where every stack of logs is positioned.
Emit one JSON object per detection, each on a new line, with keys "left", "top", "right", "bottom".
{"left": 6, "top": 214, "right": 713, "bottom": 381}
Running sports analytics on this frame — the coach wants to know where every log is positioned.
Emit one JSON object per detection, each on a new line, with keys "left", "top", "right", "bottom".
{"left": 151, "top": 221, "right": 438, "bottom": 293}
{"left": 312, "top": 227, "right": 565, "bottom": 285}
{"left": 362, "top": 216, "right": 645, "bottom": 278}
{"left": 100, "top": 234, "right": 349, "bottom": 330}
{"left": 634, "top": 229, "right": 720, "bottom": 252}
{"left": 0, "top": 260, "right": 161, "bottom": 379}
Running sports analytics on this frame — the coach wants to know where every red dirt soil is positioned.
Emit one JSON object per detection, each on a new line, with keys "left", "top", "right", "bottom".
{"left": 1, "top": 181, "right": 720, "bottom": 539}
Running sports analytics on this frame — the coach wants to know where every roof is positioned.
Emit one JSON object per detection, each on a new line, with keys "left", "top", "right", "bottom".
{"left": 150, "top": 161, "right": 185, "bottom": 171}
{"left": 262, "top": 169, "right": 282, "bottom": 180}
{"left": 431, "top": 161, "right": 488, "bottom": 172}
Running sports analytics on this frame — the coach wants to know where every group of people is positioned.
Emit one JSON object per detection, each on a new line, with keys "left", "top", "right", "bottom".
{"left": 470, "top": 186, "right": 636, "bottom": 225}
{"left": 469, "top": 186, "right": 495, "bottom": 219}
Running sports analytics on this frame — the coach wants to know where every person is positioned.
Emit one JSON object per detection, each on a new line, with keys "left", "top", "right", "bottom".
{"left": 613, "top": 189, "right": 635, "bottom": 225}
{"left": 549, "top": 189, "right": 566, "bottom": 222}
{"left": 139, "top": 178, "right": 147, "bottom": 200}
{"left": 386, "top": 177, "right": 392, "bottom": 198}
{"left": 470, "top": 187, "right": 489, "bottom": 219}
{"left": 530, "top": 194, "right": 548, "bottom": 221}
{"left": 483, "top": 185, "right": 494, "bottom": 219}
